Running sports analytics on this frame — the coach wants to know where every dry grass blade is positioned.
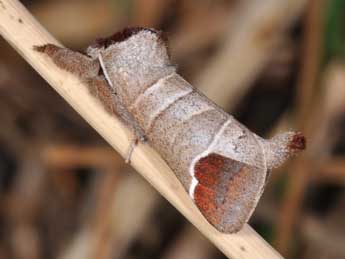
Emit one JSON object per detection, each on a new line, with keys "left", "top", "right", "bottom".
{"left": 196, "top": 0, "right": 307, "bottom": 110}
{"left": 161, "top": 226, "right": 215, "bottom": 259}
{"left": 0, "top": 1, "right": 284, "bottom": 258}
{"left": 42, "top": 145, "right": 124, "bottom": 169}
{"left": 275, "top": 0, "right": 326, "bottom": 255}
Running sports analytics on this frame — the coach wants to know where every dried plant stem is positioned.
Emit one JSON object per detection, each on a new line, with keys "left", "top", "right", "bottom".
{"left": 0, "top": 1, "right": 283, "bottom": 258}
{"left": 196, "top": 0, "right": 307, "bottom": 110}
{"left": 161, "top": 226, "right": 215, "bottom": 259}
{"left": 302, "top": 216, "right": 345, "bottom": 257}
{"left": 275, "top": 0, "right": 325, "bottom": 255}
{"left": 30, "top": 0, "right": 121, "bottom": 46}
{"left": 317, "top": 158, "right": 345, "bottom": 184}
{"left": 42, "top": 145, "right": 124, "bottom": 169}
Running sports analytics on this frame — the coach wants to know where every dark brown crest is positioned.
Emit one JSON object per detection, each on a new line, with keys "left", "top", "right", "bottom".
{"left": 90, "top": 27, "right": 168, "bottom": 49}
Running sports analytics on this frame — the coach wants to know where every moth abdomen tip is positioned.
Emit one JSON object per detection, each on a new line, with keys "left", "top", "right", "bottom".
{"left": 288, "top": 132, "right": 306, "bottom": 152}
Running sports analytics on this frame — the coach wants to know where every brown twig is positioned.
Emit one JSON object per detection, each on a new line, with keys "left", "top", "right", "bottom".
{"left": 316, "top": 157, "right": 345, "bottom": 184}
{"left": 274, "top": 0, "right": 325, "bottom": 255}
{"left": 161, "top": 226, "right": 216, "bottom": 259}
{"left": 42, "top": 145, "right": 124, "bottom": 169}
{"left": 30, "top": 0, "right": 124, "bottom": 46}
{"left": 196, "top": 0, "right": 307, "bottom": 110}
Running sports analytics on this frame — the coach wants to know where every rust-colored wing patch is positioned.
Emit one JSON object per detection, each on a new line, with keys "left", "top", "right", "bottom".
{"left": 193, "top": 153, "right": 262, "bottom": 233}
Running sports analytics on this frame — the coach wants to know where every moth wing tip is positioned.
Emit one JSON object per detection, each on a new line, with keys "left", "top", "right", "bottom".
{"left": 212, "top": 221, "right": 246, "bottom": 234}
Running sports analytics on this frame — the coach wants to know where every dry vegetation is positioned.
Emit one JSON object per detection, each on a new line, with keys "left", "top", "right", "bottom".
{"left": 0, "top": 0, "right": 345, "bottom": 259}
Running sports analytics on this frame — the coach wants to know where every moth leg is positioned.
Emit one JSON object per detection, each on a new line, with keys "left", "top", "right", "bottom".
{"left": 125, "top": 138, "right": 139, "bottom": 163}
{"left": 86, "top": 76, "right": 147, "bottom": 164}
{"left": 34, "top": 44, "right": 100, "bottom": 79}
{"left": 87, "top": 76, "right": 146, "bottom": 140}
{"left": 116, "top": 99, "right": 146, "bottom": 164}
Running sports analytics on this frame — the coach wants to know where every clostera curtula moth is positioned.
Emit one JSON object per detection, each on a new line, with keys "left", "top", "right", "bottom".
{"left": 35, "top": 27, "right": 306, "bottom": 233}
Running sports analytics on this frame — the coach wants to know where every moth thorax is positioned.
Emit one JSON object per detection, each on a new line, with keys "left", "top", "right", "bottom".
{"left": 104, "top": 31, "right": 169, "bottom": 72}
{"left": 97, "top": 30, "right": 175, "bottom": 106}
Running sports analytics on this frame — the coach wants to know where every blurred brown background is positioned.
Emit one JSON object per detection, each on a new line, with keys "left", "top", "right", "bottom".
{"left": 0, "top": 0, "right": 345, "bottom": 258}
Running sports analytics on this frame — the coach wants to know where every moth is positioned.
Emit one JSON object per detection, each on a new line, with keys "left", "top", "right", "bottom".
{"left": 35, "top": 27, "right": 305, "bottom": 233}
